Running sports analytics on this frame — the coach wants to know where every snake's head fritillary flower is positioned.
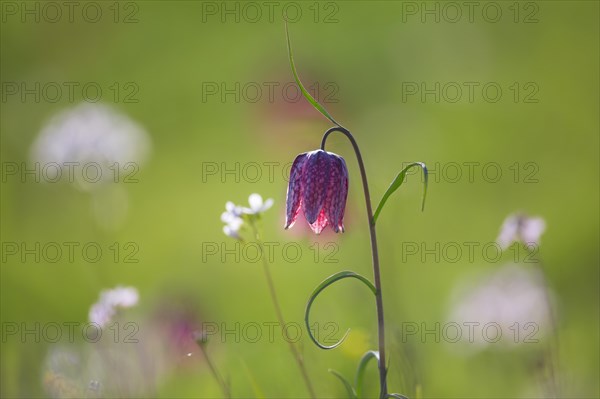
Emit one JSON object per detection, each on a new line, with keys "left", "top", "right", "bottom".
{"left": 285, "top": 149, "right": 348, "bottom": 234}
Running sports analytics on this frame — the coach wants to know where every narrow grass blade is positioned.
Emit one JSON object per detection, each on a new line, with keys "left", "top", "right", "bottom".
{"left": 329, "top": 369, "right": 358, "bottom": 398}
{"left": 354, "top": 350, "right": 380, "bottom": 398}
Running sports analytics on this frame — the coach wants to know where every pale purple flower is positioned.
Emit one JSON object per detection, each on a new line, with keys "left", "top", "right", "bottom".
{"left": 497, "top": 213, "right": 546, "bottom": 249}
{"left": 447, "top": 264, "right": 552, "bottom": 350}
{"left": 285, "top": 149, "right": 348, "bottom": 234}
{"left": 30, "top": 103, "right": 151, "bottom": 191}
{"left": 88, "top": 286, "right": 139, "bottom": 327}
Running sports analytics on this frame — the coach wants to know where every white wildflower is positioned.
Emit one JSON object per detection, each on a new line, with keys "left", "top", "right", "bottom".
{"left": 221, "top": 194, "right": 273, "bottom": 239}
{"left": 242, "top": 193, "right": 273, "bottom": 215}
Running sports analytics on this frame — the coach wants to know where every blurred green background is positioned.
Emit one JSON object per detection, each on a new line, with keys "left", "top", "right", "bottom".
{"left": 1, "top": 1, "right": 598, "bottom": 398}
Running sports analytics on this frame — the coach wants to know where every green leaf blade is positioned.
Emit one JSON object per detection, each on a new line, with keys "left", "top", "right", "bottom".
{"left": 372, "top": 162, "right": 428, "bottom": 226}
{"left": 305, "top": 271, "right": 377, "bottom": 350}
{"left": 354, "top": 350, "right": 380, "bottom": 398}
{"left": 285, "top": 22, "right": 340, "bottom": 127}
{"left": 329, "top": 369, "right": 358, "bottom": 398}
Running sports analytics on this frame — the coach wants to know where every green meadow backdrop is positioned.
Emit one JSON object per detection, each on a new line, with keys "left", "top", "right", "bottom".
{"left": 1, "top": 1, "right": 598, "bottom": 398}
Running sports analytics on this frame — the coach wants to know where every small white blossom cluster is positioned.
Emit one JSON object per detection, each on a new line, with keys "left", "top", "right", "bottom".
{"left": 88, "top": 286, "right": 139, "bottom": 327}
{"left": 220, "top": 193, "right": 273, "bottom": 239}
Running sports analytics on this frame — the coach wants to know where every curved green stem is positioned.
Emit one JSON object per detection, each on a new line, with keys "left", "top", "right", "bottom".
{"left": 321, "top": 126, "right": 388, "bottom": 398}
{"left": 248, "top": 219, "right": 316, "bottom": 399}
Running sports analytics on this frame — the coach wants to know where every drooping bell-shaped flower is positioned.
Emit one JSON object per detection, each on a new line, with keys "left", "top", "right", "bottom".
{"left": 285, "top": 149, "right": 348, "bottom": 234}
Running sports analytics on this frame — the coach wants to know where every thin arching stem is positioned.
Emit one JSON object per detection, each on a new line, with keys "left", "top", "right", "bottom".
{"left": 321, "top": 126, "right": 388, "bottom": 398}
{"left": 249, "top": 218, "right": 317, "bottom": 399}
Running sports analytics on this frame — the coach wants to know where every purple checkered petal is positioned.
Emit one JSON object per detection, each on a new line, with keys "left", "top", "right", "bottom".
{"left": 284, "top": 148, "right": 349, "bottom": 234}
{"left": 302, "top": 150, "right": 331, "bottom": 224}
{"left": 309, "top": 209, "right": 329, "bottom": 234}
{"left": 325, "top": 154, "right": 348, "bottom": 233}
{"left": 284, "top": 152, "right": 308, "bottom": 229}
